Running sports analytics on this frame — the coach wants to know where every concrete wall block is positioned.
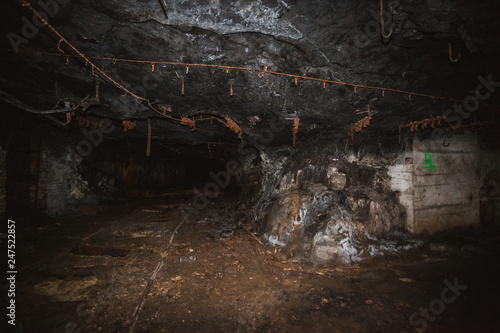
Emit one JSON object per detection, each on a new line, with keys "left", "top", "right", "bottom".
{"left": 412, "top": 135, "right": 480, "bottom": 234}
{"left": 413, "top": 134, "right": 478, "bottom": 153}
{"left": 414, "top": 183, "right": 478, "bottom": 206}
{"left": 414, "top": 201, "right": 479, "bottom": 234}
{"left": 388, "top": 152, "right": 415, "bottom": 232}
{"left": 390, "top": 135, "right": 484, "bottom": 234}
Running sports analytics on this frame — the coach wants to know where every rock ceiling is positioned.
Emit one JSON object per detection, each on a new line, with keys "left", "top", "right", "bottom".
{"left": 1, "top": 0, "right": 499, "bottom": 146}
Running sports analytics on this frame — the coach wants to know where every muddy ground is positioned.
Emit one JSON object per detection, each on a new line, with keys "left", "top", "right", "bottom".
{"left": 1, "top": 194, "right": 499, "bottom": 333}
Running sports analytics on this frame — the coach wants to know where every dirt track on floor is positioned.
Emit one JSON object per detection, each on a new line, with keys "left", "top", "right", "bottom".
{"left": 2, "top": 196, "right": 499, "bottom": 333}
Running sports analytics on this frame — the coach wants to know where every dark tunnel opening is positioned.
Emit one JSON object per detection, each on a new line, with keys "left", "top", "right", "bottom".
{"left": 1, "top": 102, "right": 253, "bottom": 221}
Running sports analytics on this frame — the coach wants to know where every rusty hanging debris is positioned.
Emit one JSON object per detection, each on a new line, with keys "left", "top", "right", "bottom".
{"left": 355, "top": 107, "right": 371, "bottom": 115}
{"left": 452, "top": 120, "right": 490, "bottom": 134}
{"left": 448, "top": 41, "right": 461, "bottom": 63}
{"left": 257, "top": 65, "right": 268, "bottom": 79}
{"left": 225, "top": 115, "right": 242, "bottom": 139}
{"left": 180, "top": 116, "right": 196, "bottom": 131}
{"left": 80, "top": 96, "right": 100, "bottom": 111}
{"left": 95, "top": 82, "right": 100, "bottom": 101}
{"left": 122, "top": 119, "right": 137, "bottom": 132}
{"left": 180, "top": 75, "right": 185, "bottom": 96}
{"left": 76, "top": 115, "right": 99, "bottom": 129}
{"left": 348, "top": 107, "right": 372, "bottom": 145}
{"left": 292, "top": 116, "right": 300, "bottom": 148}
{"left": 229, "top": 79, "right": 235, "bottom": 96}
{"left": 158, "top": 105, "right": 172, "bottom": 114}
{"left": 439, "top": 119, "right": 492, "bottom": 148}
{"left": 95, "top": 82, "right": 99, "bottom": 101}
{"left": 21, "top": 0, "right": 500, "bottom": 144}
{"left": 398, "top": 114, "right": 444, "bottom": 144}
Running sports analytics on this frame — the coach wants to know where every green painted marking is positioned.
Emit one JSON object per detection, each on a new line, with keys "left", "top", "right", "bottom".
{"left": 422, "top": 152, "right": 435, "bottom": 170}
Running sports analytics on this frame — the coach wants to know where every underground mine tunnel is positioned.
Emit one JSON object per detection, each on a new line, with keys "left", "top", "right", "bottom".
{"left": 1, "top": 0, "right": 500, "bottom": 332}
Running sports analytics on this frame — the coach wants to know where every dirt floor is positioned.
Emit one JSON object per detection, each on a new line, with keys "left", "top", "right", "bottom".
{"left": 2, "top": 194, "right": 500, "bottom": 333}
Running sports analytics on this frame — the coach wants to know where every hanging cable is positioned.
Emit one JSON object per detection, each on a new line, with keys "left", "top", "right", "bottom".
{"left": 25, "top": 50, "right": 500, "bottom": 108}
{"left": 15, "top": 0, "right": 500, "bottom": 147}
{"left": 0, "top": 90, "right": 90, "bottom": 114}
{"left": 380, "top": 0, "right": 393, "bottom": 39}
{"left": 18, "top": 0, "right": 188, "bottom": 126}
{"left": 18, "top": 0, "right": 250, "bottom": 138}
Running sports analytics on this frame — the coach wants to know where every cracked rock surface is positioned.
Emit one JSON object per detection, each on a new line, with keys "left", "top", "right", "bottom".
{"left": 1, "top": 0, "right": 499, "bottom": 145}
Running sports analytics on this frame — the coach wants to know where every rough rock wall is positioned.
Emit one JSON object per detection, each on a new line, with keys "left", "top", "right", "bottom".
{"left": 256, "top": 144, "right": 413, "bottom": 264}
{"left": 39, "top": 134, "right": 95, "bottom": 217}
